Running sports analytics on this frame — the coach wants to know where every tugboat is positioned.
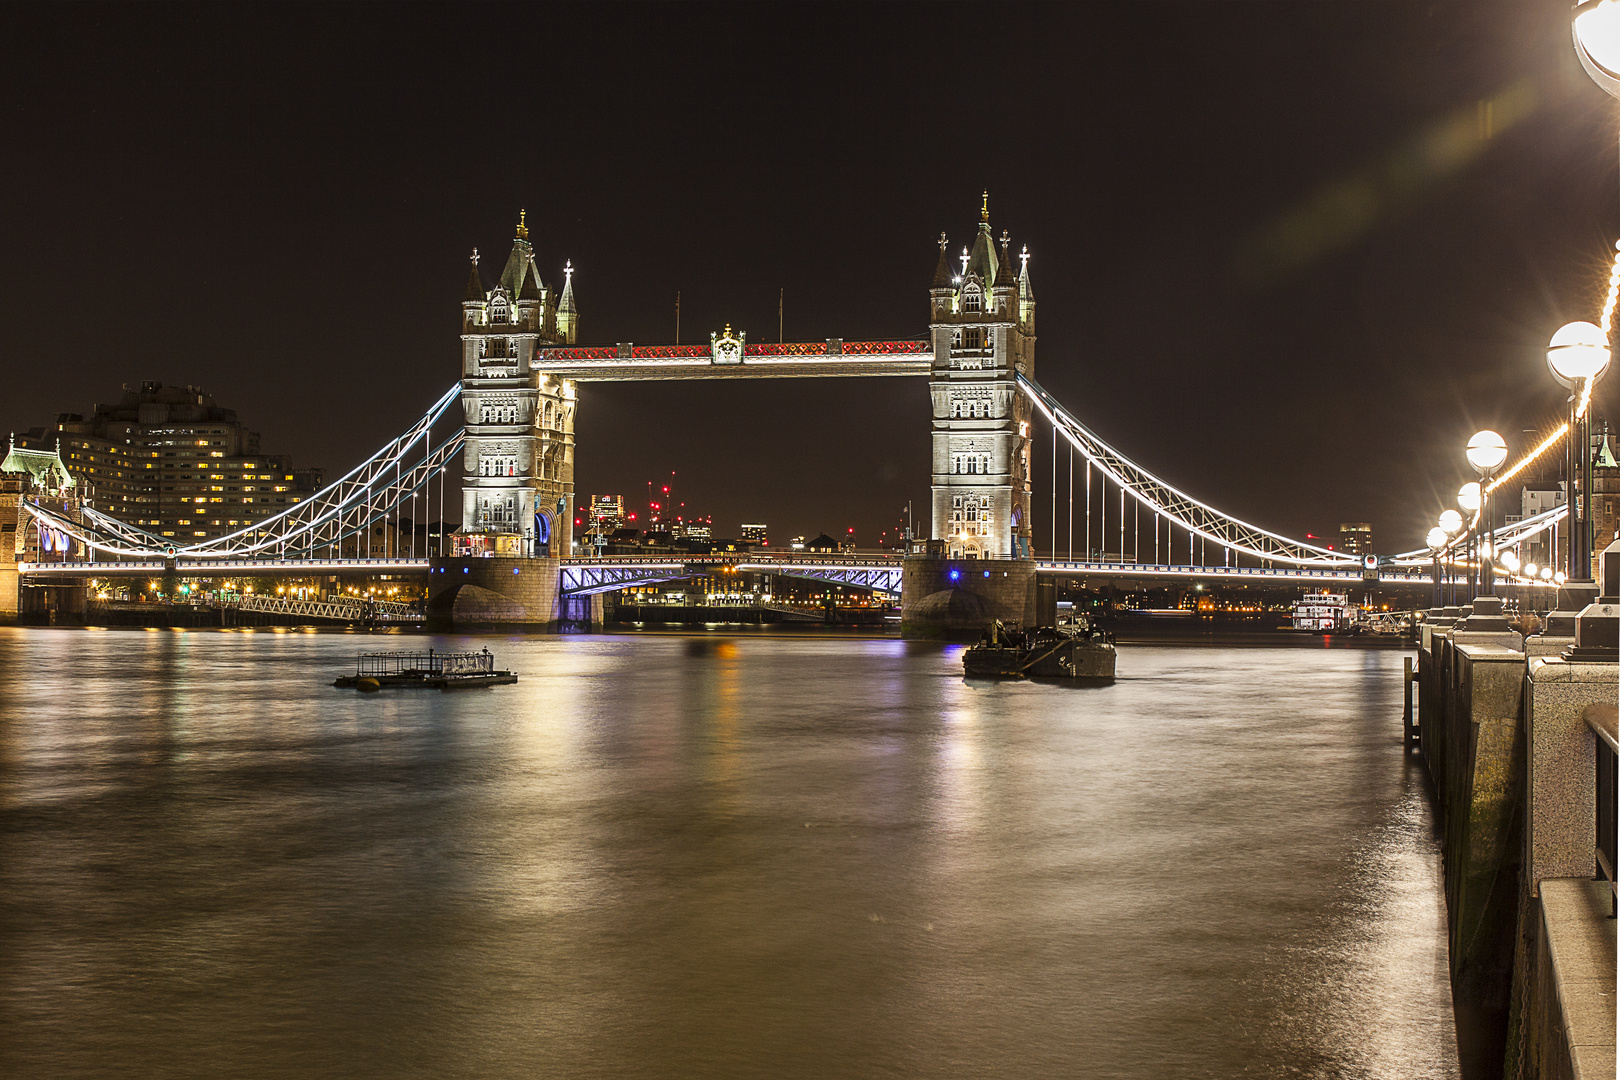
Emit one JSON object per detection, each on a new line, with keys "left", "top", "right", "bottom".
{"left": 334, "top": 648, "right": 518, "bottom": 691}
{"left": 962, "top": 618, "right": 1116, "bottom": 681}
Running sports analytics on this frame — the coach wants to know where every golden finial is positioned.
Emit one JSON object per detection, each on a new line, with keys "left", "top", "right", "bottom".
{"left": 981, "top": 191, "right": 989, "bottom": 222}
{"left": 516, "top": 209, "right": 529, "bottom": 240}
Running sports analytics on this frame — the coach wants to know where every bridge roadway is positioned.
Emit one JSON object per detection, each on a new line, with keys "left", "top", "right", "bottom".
{"left": 21, "top": 555, "right": 1436, "bottom": 593}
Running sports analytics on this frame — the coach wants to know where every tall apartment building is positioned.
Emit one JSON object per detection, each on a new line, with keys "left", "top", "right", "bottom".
{"left": 38, "top": 381, "right": 322, "bottom": 542}
{"left": 1338, "top": 523, "right": 1372, "bottom": 556}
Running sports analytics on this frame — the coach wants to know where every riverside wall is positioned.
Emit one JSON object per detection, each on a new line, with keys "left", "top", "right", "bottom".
{"left": 1417, "top": 583, "right": 1616, "bottom": 1080}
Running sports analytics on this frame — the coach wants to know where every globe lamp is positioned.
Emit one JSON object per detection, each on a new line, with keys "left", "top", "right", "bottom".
{"left": 1466, "top": 430, "right": 1508, "bottom": 474}
{"left": 1546, "top": 320, "right": 1611, "bottom": 387}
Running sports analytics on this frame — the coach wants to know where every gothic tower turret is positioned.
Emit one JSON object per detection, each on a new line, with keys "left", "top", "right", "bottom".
{"left": 927, "top": 194, "right": 1035, "bottom": 559}
{"left": 455, "top": 211, "right": 579, "bottom": 558}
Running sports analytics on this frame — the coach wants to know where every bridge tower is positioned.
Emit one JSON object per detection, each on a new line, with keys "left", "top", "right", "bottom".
{"left": 456, "top": 212, "right": 579, "bottom": 558}
{"left": 928, "top": 195, "right": 1035, "bottom": 559}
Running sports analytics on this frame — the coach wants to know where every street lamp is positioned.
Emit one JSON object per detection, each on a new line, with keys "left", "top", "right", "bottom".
{"left": 1467, "top": 430, "right": 1507, "bottom": 595}
{"left": 1426, "top": 526, "right": 1447, "bottom": 608}
{"left": 1439, "top": 509, "right": 1464, "bottom": 605}
{"left": 1458, "top": 482, "right": 1482, "bottom": 599}
{"left": 1548, "top": 321, "right": 1611, "bottom": 582}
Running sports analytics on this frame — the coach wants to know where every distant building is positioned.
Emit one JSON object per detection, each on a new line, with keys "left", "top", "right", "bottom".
{"left": 740, "top": 523, "right": 768, "bottom": 546}
{"left": 36, "top": 381, "right": 322, "bottom": 542}
{"left": 788, "top": 535, "right": 807, "bottom": 551}
{"left": 1337, "top": 522, "right": 1372, "bottom": 556}
{"left": 589, "top": 494, "right": 625, "bottom": 529}
{"left": 682, "top": 522, "right": 712, "bottom": 541}
{"left": 806, "top": 533, "right": 839, "bottom": 553}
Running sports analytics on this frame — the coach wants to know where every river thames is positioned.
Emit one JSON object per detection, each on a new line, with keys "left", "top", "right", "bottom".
{"left": 0, "top": 628, "right": 1459, "bottom": 1078}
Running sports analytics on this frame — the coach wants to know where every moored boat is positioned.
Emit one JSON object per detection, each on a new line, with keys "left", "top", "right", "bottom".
{"left": 334, "top": 648, "right": 517, "bottom": 690}
{"left": 962, "top": 619, "right": 1116, "bottom": 681}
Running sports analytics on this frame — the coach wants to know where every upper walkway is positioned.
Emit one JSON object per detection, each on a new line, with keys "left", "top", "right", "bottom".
{"left": 532, "top": 340, "right": 933, "bottom": 380}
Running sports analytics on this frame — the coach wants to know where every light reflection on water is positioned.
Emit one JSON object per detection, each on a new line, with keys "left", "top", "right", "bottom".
{"left": 0, "top": 628, "right": 1458, "bottom": 1079}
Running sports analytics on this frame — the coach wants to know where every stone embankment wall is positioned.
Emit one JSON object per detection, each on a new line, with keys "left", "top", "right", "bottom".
{"left": 1417, "top": 586, "right": 1616, "bottom": 1080}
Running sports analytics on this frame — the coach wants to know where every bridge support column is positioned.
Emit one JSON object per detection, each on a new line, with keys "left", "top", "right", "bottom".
{"left": 426, "top": 556, "right": 565, "bottom": 632}
{"left": 900, "top": 557, "right": 1037, "bottom": 640}
{"left": 0, "top": 567, "right": 17, "bottom": 624}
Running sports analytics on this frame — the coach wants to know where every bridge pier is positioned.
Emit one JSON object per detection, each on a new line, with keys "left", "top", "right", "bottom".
{"left": 427, "top": 556, "right": 591, "bottom": 632}
{"left": 900, "top": 557, "right": 1036, "bottom": 640}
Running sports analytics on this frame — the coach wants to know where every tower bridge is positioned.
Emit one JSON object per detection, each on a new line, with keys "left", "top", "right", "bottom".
{"left": 12, "top": 200, "right": 1567, "bottom": 634}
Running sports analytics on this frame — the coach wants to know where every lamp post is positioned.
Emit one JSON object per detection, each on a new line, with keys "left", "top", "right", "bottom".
{"left": 1458, "top": 481, "right": 1482, "bottom": 600}
{"left": 1466, "top": 431, "right": 1507, "bottom": 595}
{"left": 1440, "top": 508, "right": 1464, "bottom": 607}
{"left": 1547, "top": 322, "right": 1611, "bottom": 582}
{"left": 1426, "top": 526, "right": 1448, "bottom": 608}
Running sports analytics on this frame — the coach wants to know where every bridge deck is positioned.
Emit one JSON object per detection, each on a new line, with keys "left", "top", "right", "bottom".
{"left": 20, "top": 555, "right": 1438, "bottom": 588}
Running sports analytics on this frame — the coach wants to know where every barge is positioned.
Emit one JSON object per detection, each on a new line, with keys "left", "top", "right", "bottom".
{"left": 335, "top": 648, "right": 517, "bottom": 691}
{"left": 962, "top": 619, "right": 1116, "bottom": 681}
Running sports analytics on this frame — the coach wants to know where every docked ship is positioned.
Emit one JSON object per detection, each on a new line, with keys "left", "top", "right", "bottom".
{"left": 1290, "top": 592, "right": 1357, "bottom": 633}
{"left": 962, "top": 619, "right": 1117, "bottom": 681}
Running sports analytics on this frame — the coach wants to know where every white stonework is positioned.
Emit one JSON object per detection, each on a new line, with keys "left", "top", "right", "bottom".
{"left": 457, "top": 214, "right": 579, "bottom": 557}
{"left": 928, "top": 212, "right": 1036, "bottom": 559}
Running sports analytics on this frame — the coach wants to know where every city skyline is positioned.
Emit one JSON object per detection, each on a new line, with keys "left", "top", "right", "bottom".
{"left": 1, "top": 3, "right": 1616, "bottom": 553}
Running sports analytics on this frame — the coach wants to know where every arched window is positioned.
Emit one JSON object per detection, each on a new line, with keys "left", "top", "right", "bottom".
{"left": 962, "top": 289, "right": 981, "bottom": 313}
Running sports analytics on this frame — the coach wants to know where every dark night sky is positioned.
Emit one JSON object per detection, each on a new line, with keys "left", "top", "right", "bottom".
{"left": 1, "top": 2, "right": 1616, "bottom": 552}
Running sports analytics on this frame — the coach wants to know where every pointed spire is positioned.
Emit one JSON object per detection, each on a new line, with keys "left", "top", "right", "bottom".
{"left": 997, "top": 230, "right": 1014, "bottom": 290}
{"left": 557, "top": 261, "right": 577, "bottom": 343}
{"left": 559, "top": 261, "right": 576, "bottom": 313}
{"left": 464, "top": 248, "right": 485, "bottom": 301}
{"left": 500, "top": 210, "right": 534, "bottom": 296}
{"left": 518, "top": 254, "right": 542, "bottom": 301}
{"left": 931, "top": 232, "right": 952, "bottom": 288}
{"left": 1018, "top": 245, "right": 1034, "bottom": 300}
{"left": 981, "top": 190, "right": 989, "bottom": 223}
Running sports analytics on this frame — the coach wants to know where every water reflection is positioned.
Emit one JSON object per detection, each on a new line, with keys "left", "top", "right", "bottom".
{"left": 0, "top": 628, "right": 1457, "bottom": 1078}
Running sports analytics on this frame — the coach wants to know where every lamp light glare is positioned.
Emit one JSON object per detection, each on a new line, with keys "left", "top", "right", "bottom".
{"left": 1439, "top": 509, "right": 1464, "bottom": 535}
{"left": 1523, "top": 561, "right": 1538, "bottom": 577}
{"left": 1575, "top": 0, "right": 1620, "bottom": 93}
{"left": 1500, "top": 550, "right": 1521, "bottom": 573}
{"left": 1457, "top": 482, "right": 1482, "bottom": 513}
{"left": 1547, "top": 320, "right": 1611, "bottom": 385}
{"left": 1426, "top": 527, "right": 1448, "bottom": 551}
{"left": 1466, "top": 430, "right": 1508, "bottom": 473}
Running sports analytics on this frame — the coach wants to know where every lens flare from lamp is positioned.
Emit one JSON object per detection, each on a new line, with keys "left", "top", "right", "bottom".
{"left": 1524, "top": 562, "right": 1538, "bottom": 577}
{"left": 1426, "top": 527, "right": 1448, "bottom": 550}
{"left": 1466, "top": 430, "right": 1508, "bottom": 473}
{"left": 1543, "top": 567, "right": 1555, "bottom": 580}
{"left": 1457, "top": 482, "right": 1482, "bottom": 512}
{"left": 1439, "top": 509, "right": 1464, "bottom": 535}
{"left": 1500, "top": 550, "right": 1521, "bottom": 573}
{"left": 1547, "top": 320, "right": 1611, "bottom": 385}
{"left": 1555, "top": 570, "right": 1568, "bottom": 584}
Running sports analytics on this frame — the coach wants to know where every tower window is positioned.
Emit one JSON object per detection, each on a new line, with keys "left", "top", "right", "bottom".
{"left": 962, "top": 289, "right": 981, "bottom": 313}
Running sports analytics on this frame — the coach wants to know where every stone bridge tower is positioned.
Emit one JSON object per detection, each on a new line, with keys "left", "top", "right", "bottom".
{"left": 928, "top": 195, "right": 1036, "bottom": 559}
{"left": 456, "top": 212, "right": 579, "bottom": 557}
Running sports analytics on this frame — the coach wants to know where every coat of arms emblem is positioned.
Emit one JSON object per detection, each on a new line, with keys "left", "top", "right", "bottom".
{"left": 710, "top": 324, "right": 745, "bottom": 365}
